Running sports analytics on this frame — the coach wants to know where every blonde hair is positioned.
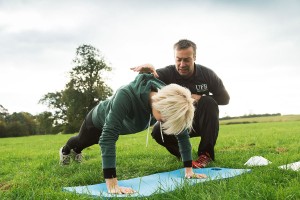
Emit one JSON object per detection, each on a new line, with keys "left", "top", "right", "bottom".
{"left": 152, "top": 84, "right": 195, "bottom": 135}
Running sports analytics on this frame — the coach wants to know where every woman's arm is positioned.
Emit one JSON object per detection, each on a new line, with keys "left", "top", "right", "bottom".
{"left": 176, "top": 131, "right": 207, "bottom": 179}
{"left": 99, "top": 90, "right": 136, "bottom": 193}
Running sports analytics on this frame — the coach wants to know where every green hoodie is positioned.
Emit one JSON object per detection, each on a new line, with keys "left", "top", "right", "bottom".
{"left": 92, "top": 74, "right": 192, "bottom": 177}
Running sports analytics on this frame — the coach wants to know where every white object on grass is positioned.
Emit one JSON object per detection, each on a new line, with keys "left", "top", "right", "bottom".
{"left": 278, "top": 161, "right": 300, "bottom": 171}
{"left": 244, "top": 156, "right": 272, "bottom": 166}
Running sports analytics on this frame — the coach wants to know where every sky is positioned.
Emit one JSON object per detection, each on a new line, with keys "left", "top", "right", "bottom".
{"left": 0, "top": 0, "right": 300, "bottom": 117}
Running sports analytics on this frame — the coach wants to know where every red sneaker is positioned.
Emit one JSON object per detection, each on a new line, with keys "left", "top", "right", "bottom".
{"left": 192, "top": 153, "right": 212, "bottom": 168}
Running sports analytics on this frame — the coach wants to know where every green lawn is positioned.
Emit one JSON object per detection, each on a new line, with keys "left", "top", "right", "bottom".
{"left": 0, "top": 116, "right": 299, "bottom": 199}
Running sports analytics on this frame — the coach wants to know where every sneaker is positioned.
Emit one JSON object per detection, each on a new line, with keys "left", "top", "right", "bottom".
{"left": 71, "top": 149, "right": 83, "bottom": 163}
{"left": 59, "top": 147, "right": 70, "bottom": 165}
{"left": 192, "top": 153, "right": 212, "bottom": 168}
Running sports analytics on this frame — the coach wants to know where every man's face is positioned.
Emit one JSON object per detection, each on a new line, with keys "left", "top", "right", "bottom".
{"left": 174, "top": 47, "right": 195, "bottom": 78}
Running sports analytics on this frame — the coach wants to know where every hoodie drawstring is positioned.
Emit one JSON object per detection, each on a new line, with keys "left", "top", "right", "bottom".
{"left": 160, "top": 121, "right": 164, "bottom": 143}
{"left": 146, "top": 114, "right": 152, "bottom": 147}
{"left": 146, "top": 114, "right": 165, "bottom": 147}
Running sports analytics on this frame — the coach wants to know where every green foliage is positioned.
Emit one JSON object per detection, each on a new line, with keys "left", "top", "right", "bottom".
{"left": 39, "top": 92, "right": 67, "bottom": 125}
{"left": 0, "top": 118, "right": 299, "bottom": 199}
{"left": 35, "top": 112, "right": 55, "bottom": 134}
{"left": 1, "top": 44, "right": 113, "bottom": 137}
{"left": 221, "top": 113, "right": 281, "bottom": 120}
{"left": 0, "top": 106, "right": 59, "bottom": 137}
{"left": 40, "top": 44, "right": 113, "bottom": 133}
{"left": 220, "top": 114, "right": 300, "bottom": 125}
{"left": 0, "top": 121, "right": 6, "bottom": 137}
{"left": 4, "top": 112, "right": 37, "bottom": 137}
{"left": 0, "top": 105, "right": 9, "bottom": 120}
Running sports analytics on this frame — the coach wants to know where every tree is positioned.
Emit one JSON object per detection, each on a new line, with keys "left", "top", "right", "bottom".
{"left": 0, "top": 105, "right": 8, "bottom": 137}
{"left": 0, "top": 104, "right": 9, "bottom": 120}
{"left": 39, "top": 91, "right": 67, "bottom": 125}
{"left": 0, "top": 105, "right": 58, "bottom": 137}
{"left": 4, "top": 112, "right": 36, "bottom": 137}
{"left": 0, "top": 120, "right": 6, "bottom": 137}
{"left": 36, "top": 111, "right": 54, "bottom": 134}
{"left": 40, "top": 44, "right": 113, "bottom": 133}
{"left": 0, "top": 106, "right": 39, "bottom": 137}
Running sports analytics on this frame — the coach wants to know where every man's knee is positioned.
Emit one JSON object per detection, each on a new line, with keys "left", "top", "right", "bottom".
{"left": 198, "top": 96, "right": 219, "bottom": 112}
{"left": 195, "top": 96, "right": 219, "bottom": 119}
{"left": 191, "top": 96, "right": 219, "bottom": 135}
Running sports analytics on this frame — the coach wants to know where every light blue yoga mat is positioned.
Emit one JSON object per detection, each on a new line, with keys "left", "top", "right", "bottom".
{"left": 63, "top": 167, "right": 250, "bottom": 198}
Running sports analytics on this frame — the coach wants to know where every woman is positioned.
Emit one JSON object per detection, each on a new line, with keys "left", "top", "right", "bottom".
{"left": 59, "top": 74, "right": 206, "bottom": 194}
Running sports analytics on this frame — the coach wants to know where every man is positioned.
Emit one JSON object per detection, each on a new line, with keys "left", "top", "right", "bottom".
{"left": 131, "top": 39, "right": 230, "bottom": 168}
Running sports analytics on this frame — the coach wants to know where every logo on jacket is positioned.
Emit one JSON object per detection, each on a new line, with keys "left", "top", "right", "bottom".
{"left": 195, "top": 84, "right": 208, "bottom": 92}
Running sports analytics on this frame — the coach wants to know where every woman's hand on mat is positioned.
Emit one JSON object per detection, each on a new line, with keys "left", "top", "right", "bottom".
{"left": 106, "top": 178, "right": 136, "bottom": 194}
{"left": 108, "top": 186, "right": 135, "bottom": 194}
{"left": 185, "top": 167, "right": 207, "bottom": 179}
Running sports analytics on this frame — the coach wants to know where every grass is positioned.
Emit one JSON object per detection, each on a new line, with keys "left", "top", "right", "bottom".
{"left": 220, "top": 114, "right": 300, "bottom": 125}
{"left": 0, "top": 115, "right": 299, "bottom": 199}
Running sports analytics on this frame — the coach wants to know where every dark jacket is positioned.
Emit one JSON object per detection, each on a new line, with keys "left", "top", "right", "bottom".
{"left": 156, "top": 64, "right": 230, "bottom": 105}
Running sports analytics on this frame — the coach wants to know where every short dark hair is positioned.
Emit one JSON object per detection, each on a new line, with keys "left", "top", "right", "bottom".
{"left": 173, "top": 39, "right": 197, "bottom": 56}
